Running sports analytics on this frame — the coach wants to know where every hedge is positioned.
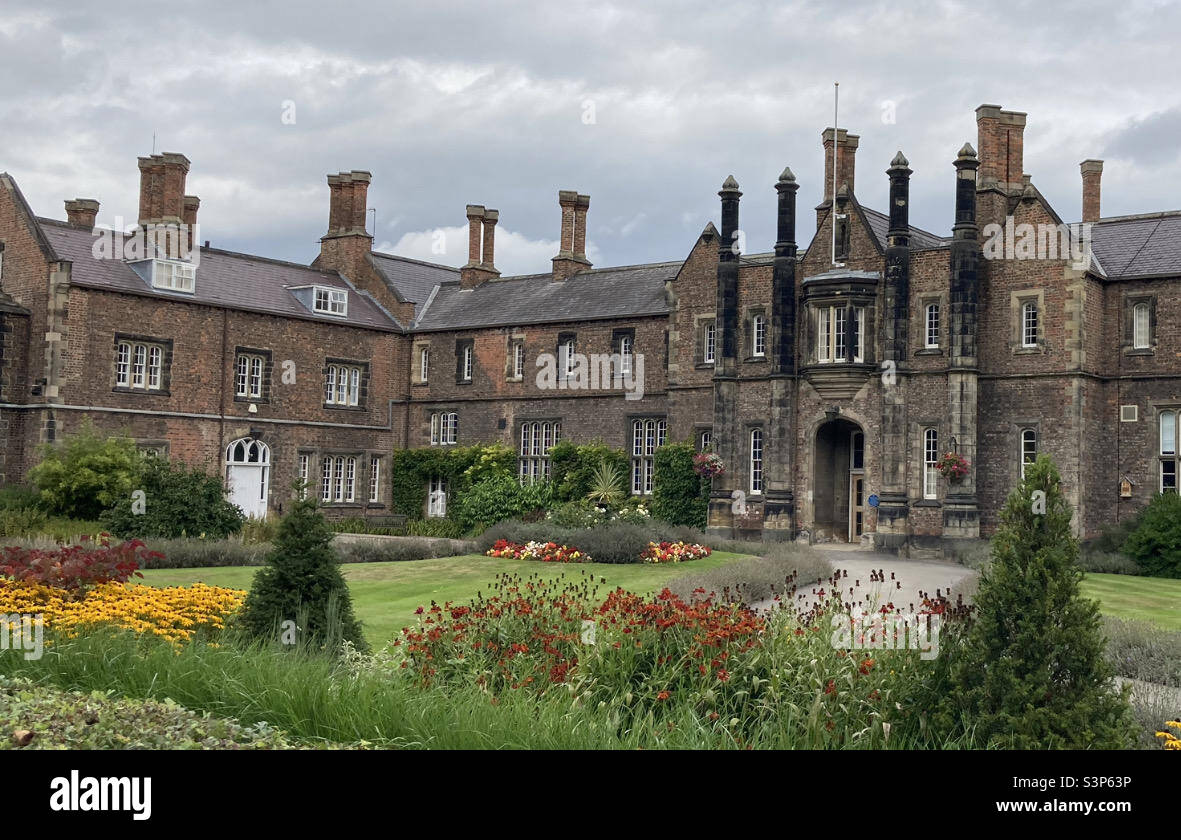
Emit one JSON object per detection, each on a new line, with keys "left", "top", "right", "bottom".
{"left": 651, "top": 441, "right": 708, "bottom": 528}
{"left": 549, "top": 440, "right": 631, "bottom": 503}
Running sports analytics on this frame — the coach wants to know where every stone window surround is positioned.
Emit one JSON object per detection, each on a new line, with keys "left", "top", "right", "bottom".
{"left": 1014, "top": 420, "right": 1039, "bottom": 482}
{"left": 505, "top": 331, "right": 527, "bottom": 382}
{"left": 743, "top": 306, "right": 768, "bottom": 363}
{"left": 1121, "top": 293, "right": 1156, "bottom": 356}
{"left": 322, "top": 357, "right": 369, "bottom": 410}
{"left": 915, "top": 293, "right": 945, "bottom": 356}
{"left": 232, "top": 346, "right": 273, "bottom": 404}
{"left": 412, "top": 340, "right": 430, "bottom": 385}
{"left": 694, "top": 313, "right": 716, "bottom": 368}
{"left": 913, "top": 420, "right": 942, "bottom": 505}
{"left": 1010, "top": 288, "right": 1047, "bottom": 354}
{"left": 112, "top": 333, "right": 174, "bottom": 396}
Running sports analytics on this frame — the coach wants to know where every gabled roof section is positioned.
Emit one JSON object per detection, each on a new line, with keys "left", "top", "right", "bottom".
{"left": 0, "top": 173, "right": 60, "bottom": 263}
{"left": 38, "top": 218, "right": 401, "bottom": 331}
{"left": 1089, "top": 211, "right": 1181, "bottom": 280}
{"left": 860, "top": 206, "right": 948, "bottom": 250}
{"left": 412, "top": 260, "right": 679, "bottom": 332}
{"left": 368, "top": 251, "right": 460, "bottom": 318}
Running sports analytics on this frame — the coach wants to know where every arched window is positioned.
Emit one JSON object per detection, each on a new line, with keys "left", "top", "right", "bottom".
{"left": 1133, "top": 302, "right": 1150, "bottom": 349}
{"left": 1020, "top": 429, "right": 1037, "bottom": 479}
{"left": 923, "top": 428, "right": 938, "bottom": 499}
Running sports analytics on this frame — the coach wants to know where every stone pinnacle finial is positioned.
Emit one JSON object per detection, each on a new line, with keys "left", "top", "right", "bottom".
{"left": 721, "top": 175, "right": 740, "bottom": 191}
{"left": 957, "top": 142, "right": 978, "bottom": 160}
{"left": 890, "top": 151, "right": 909, "bottom": 168}
{"left": 778, "top": 166, "right": 796, "bottom": 184}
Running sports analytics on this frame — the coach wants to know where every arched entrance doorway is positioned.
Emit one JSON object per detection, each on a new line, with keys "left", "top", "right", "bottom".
{"left": 813, "top": 418, "right": 865, "bottom": 543}
{"left": 225, "top": 438, "right": 270, "bottom": 518}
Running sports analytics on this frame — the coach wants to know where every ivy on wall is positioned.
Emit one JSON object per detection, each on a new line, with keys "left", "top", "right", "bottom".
{"left": 390, "top": 443, "right": 515, "bottom": 520}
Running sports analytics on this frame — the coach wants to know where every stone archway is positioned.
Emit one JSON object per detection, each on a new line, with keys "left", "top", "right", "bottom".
{"left": 813, "top": 418, "right": 865, "bottom": 543}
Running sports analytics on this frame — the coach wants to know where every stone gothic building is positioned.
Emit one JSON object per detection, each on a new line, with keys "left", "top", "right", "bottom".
{"left": 0, "top": 103, "right": 1177, "bottom": 555}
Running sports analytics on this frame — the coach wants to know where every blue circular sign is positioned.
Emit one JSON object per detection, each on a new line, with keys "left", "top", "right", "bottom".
{"left": 867, "top": 493, "right": 880, "bottom": 508}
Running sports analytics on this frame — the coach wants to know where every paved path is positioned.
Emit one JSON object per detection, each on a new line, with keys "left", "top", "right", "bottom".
{"left": 752, "top": 546, "right": 977, "bottom": 614}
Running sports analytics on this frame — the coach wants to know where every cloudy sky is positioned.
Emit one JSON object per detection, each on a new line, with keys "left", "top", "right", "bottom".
{"left": 2, "top": 0, "right": 1178, "bottom": 276}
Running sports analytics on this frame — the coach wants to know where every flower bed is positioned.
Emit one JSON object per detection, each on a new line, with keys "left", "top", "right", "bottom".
{"left": 485, "top": 539, "right": 590, "bottom": 563}
{"left": 640, "top": 540, "right": 712, "bottom": 564}
{"left": 0, "top": 580, "right": 244, "bottom": 644}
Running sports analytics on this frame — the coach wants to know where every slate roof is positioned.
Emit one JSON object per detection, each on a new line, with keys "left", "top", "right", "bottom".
{"left": 1089, "top": 211, "right": 1181, "bottom": 280}
{"left": 860, "top": 206, "right": 948, "bottom": 250}
{"left": 412, "top": 260, "right": 679, "bottom": 331}
{"left": 37, "top": 218, "right": 402, "bottom": 331}
{"left": 368, "top": 251, "right": 459, "bottom": 318}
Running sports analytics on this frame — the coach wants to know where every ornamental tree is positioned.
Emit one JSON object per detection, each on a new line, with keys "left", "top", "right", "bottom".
{"left": 938, "top": 454, "right": 1134, "bottom": 748}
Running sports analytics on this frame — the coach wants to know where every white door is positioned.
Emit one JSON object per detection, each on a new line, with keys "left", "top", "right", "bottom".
{"left": 225, "top": 438, "right": 270, "bottom": 518}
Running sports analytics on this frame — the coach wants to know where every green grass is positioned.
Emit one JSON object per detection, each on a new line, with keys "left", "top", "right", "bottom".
{"left": 140, "top": 551, "right": 752, "bottom": 647}
{"left": 1081, "top": 572, "right": 1181, "bottom": 630}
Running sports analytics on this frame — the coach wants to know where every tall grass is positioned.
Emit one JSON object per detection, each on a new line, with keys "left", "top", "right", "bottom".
{"left": 0, "top": 629, "right": 976, "bottom": 750}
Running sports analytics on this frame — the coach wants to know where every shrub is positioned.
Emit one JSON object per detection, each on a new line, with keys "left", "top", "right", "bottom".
{"left": 666, "top": 545, "right": 831, "bottom": 605}
{"left": 1104, "top": 617, "right": 1181, "bottom": 688}
{"left": 585, "top": 459, "right": 626, "bottom": 507}
{"left": 1078, "top": 550, "right": 1144, "bottom": 575}
{"left": 103, "top": 457, "right": 245, "bottom": 540}
{"left": 0, "top": 537, "right": 157, "bottom": 592}
{"left": 451, "top": 473, "right": 552, "bottom": 533}
{"left": 937, "top": 455, "right": 1135, "bottom": 749}
{"left": 545, "top": 500, "right": 608, "bottom": 529}
{"left": 238, "top": 497, "right": 367, "bottom": 652}
{"left": 27, "top": 423, "right": 143, "bottom": 520}
{"left": 548, "top": 441, "right": 630, "bottom": 503}
{"left": 0, "top": 507, "right": 48, "bottom": 538}
{"left": 0, "top": 486, "right": 44, "bottom": 511}
{"left": 651, "top": 442, "right": 708, "bottom": 528}
{"left": 239, "top": 514, "right": 281, "bottom": 544}
{"left": 1122, "top": 492, "right": 1181, "bottom": 578}
{"left": 567, "top": 521, "right": 652, "bottom": 564}
{"left": 138, "top": 538, "right": 271, "bottom": 569}
{"left": 333, "top": 537, "right": 475, "bottom": 564}
{"left": 389, "top": 444, "right": 516, "bottom": 521}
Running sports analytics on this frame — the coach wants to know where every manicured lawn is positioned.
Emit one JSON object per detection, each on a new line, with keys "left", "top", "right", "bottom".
{"left": 140, "top": 551, "right": 752, "bottom": 647}
{"left": 1081, "top": 572, "right": 1181, "bottom": 630}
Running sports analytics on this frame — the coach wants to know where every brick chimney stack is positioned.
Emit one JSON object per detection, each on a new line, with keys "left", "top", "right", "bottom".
{"left": 552, "top": 190, "right": 583, "bottom": 281}
{"left": 182, "top": 195, "right": 200, "bottom": 254}
{"left": 818, "top": 128, "right": 858, "bottom": 229}
{"left": 1081, "top": 159, "right": 1103, "bottom": 223}
{"left": 64, "top": 199, "right": 99, "bottom": 230}
{"left": 573, "top": 193, "right": 591, "bottom": 267}
{"left": 325, "top": 171, "right": 371, "bottom": 234}
{"left": 317, "top": 170, "right": 376, "bottom": 296}
{"left": 481, "top": 208, "right": 499, "bottom": 275}
{"left": 975, "top": 104, "right": 1027, "bottom": 194}
{"left": 137, "top": 153, "right": 190, "bottom": 226}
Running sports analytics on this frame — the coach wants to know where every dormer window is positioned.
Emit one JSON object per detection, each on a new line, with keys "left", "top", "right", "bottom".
{"left": 313, "top": 286, "right": 348, "bottom": 316}
{"left": 151, "top": 259, "right": 195, "bottom": 293}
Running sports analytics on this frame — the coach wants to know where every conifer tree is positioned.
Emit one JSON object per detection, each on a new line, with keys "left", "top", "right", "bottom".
{"left": 238, "top": 494, "right": 367, "bottom": 653}
{"left": 940, "top": 455, "right": 1133, "bottom": 748}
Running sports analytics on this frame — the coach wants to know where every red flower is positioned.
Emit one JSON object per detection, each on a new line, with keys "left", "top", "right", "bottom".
{"left": 656, "top": 690, "right": 670, "bottom": 701}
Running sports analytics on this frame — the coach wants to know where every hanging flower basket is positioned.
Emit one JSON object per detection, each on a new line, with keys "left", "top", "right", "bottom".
{"left": 693, "top": 452, "right": 725, "bottom": 478}
{"left": 935, "top": 452, "right": 970, "bottom": 480}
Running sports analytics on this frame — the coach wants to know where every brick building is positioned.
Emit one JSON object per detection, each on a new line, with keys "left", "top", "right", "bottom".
{"left": 1, "top": 102, "right": 1178, "bottom": 554}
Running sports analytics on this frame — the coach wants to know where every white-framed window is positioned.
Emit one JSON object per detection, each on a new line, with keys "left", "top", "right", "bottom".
{"left": 430, "top": 412, "right": 458, "bottom": 446}
{"left": 419, "top": 346, "right": 429, "bottom": 382}
{"left": 699, "top": 431, "right": 713, "bottom": 452}
{"left": 151, "top": 259, "right": 195, "bottom": 293}
{"left": 817, "top": 305, "right": 864, "bottom": 362}
{"left": 1021, "top": 301, "right": 1039, "bottom": 348}
{"left": 518, "top": 420, "right": 561, "bottom": 484}
{"left": 752, "top": 314, "right": 766, "bottom": 357}
{"left": 324, "top": 363, "right": 361, "bottom": 406}
{"left": 235, "top": 353, "right": 264, "bottom": 399}
{"left": 319, "top": 455, "right": 357, "bottom": 503}
{"left": 513, "top": 342, "right": 525, "bottom": 379}
{"left": 1020, "top": 428, "right": 1037, "bottom": 479}
{"left": 313, "top": 286, "right": 348, "bottom": 316}
{"left": 1161, "top": 410, "right": 1178, "bottom": 492}
{"left": 619, "top": 335, "right": 633, "bottom": 375}
{"left": 561, "top": 338, "right": 576, "bottom": 379}
{"left": 630, "top": 418, "right": 667, "bottom": 495}
{"left": 427, "top": 476, "right": 447, "bottom": 517}
{"left": 461, "top": 344, "right": 473, "bottom": 382}
{"left": 1133, "top": 302, "right": 1150, "bottom": 350}
{"left": 116, "top": 340, "right": 165, "bottom": 391}
{"left": 369, "top": 456, "right": 381, "bottom": 503}
{"left": 923, "top": 428, "right": 939, "bottom": 500}
{"left": 703, "top": 322, "right": 716, "bottom": 365}
{"left": 298, "top": 454, "right": 310, "bottom": 499}
{"left": 749, "top": 428, "right": 764, "bottom": 494}
{"left": 925, "top": 303, "right": 940, "bottom": 349}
